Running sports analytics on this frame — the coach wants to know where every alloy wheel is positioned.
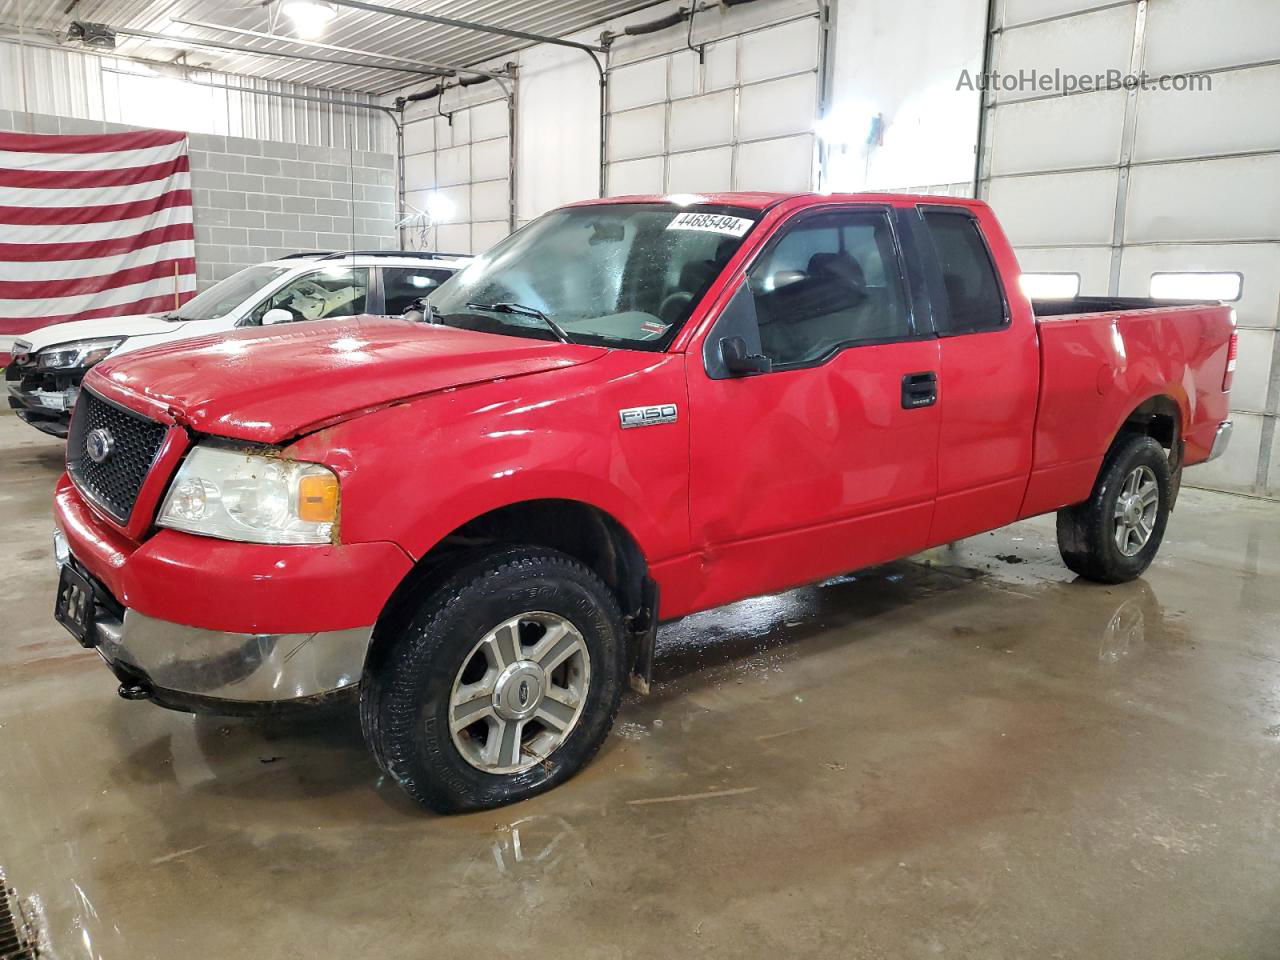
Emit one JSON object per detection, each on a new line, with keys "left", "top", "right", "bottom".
{"left": 448, "top": 612, "right": 591, "bottom": 774}
{"left": 1113, "top": 464, "right": 1160, "bottom": 557}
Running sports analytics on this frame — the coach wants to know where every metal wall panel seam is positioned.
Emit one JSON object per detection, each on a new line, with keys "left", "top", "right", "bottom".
{"left": 985, "top": 147, "right": 1280, "bottom": 180}
{"left": 998, "top": 0, "right": 1136, "bottom": 34}
{"left": 607, "top": 66, "right": 821, "bottom": 117}
{"left": 1107, "top": 0, "right": 1146, "bottom": 296}
{"left": 1255, "top": 305, "right": 1280, "bottom": 490}
{"left": 604, "top": 11, "right": 822, "bottom": 71}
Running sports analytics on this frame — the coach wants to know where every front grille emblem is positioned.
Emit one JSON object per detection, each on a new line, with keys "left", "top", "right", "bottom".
{"left": 86, "top": 427, "right": 116, "bottom": 464}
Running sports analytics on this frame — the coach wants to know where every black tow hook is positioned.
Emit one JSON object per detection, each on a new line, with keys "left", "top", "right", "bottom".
{"left": 117, "top": 681, "right": 153, "bottom": 701}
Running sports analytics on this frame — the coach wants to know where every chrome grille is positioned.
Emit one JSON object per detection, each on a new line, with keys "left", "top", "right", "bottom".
{"left": 67, "top": 389, "right": 167, "bottom": 524}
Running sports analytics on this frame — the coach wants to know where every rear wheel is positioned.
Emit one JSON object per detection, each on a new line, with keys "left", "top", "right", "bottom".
{"left": 1056, "top": 434, "right": 1172, "bottom": 584}
{"left": 360, "top": 546, "right": 625, "bottom": 813}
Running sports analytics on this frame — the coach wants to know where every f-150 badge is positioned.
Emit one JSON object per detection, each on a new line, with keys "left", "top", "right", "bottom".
{"left": 619, "top": 404, "right": 678, "bottom": 429}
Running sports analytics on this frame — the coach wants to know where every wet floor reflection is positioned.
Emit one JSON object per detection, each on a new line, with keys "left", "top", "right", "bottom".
{"left": 5, "top": 408, "right": 1280, "bottom": 960}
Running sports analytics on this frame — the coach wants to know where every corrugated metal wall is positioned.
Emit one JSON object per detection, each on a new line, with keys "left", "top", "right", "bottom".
{"left": 0, "top": 38, "right": 391, "bottom": 152}
{"left": 978, "top": 0, "right": 1280, "bottom": 497}
{"left": 603, "top": 7, "right": 826, "bottom": 198}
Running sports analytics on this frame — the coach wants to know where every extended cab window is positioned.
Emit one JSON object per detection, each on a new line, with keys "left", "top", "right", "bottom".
{"left": 748, "top": 210, "right": 911, "bottom": 367}
{"left": 382, "top": 266, "right": 456, "bottom": 315}
{"left": 921, "top": 211, "right": 1007, "bottom": 334}
{"left": 248, "top": 267, "right": 370, "bottom": 324}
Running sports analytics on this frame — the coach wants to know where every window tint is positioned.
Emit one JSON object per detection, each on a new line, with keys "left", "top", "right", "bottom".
{"left": 747, "top": 211, "right": 911, "bottom": 367}
{"left": 382, "top": 266, "right": 457, "bottom": 314}
{"left": 921, "top": 211, "right": 1006, "bottom": 333}
{"left": 249, "top": 267, "right": 370, "bottom": 324}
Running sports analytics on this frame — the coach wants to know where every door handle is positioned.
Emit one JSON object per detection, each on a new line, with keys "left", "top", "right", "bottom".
{"left": 901, "top": 371, "right": 938, "bottom": 409}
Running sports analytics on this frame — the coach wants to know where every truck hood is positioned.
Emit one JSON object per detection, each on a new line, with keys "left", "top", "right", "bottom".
{"left": 17, "top": 312, "right": 186, "bottom": 352}
{"left": 89, "top": 315, "right": 608, "bottom": 443}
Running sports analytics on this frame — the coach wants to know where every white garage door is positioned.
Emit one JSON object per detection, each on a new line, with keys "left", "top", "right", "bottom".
{"left": 605, "top": 10, "right": 824, "bottom": 196}
{"left": 401, "top": 89, "right": 513, "bottom": 255}
{"left": 978, "top": 0, "right": 1280, "bottom": 496}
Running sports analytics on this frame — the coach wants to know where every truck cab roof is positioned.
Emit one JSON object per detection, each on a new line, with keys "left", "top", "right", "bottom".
{"left": 567, "top": 191, "right": 988, "bottom": 212}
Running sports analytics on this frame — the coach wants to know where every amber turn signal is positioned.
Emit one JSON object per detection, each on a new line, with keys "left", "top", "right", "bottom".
{"left": 297, "top": 472, "right": 339, "bottom": 523}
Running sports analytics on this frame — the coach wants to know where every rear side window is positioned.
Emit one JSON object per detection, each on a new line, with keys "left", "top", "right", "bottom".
{"left": 746, "top": 210, "right": 912, "bottom": 367}
{"left": 383, "top": 266, "right": 457, "bottom": 315}
{"left": 921, "top": 211, "right": 1007, "bottom": 334}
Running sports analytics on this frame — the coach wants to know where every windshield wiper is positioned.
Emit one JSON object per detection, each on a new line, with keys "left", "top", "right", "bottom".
{"left": 465, "top": 301, "right": 575, "bottom": 345}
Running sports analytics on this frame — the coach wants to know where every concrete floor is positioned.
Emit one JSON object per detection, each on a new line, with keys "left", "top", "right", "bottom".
{"left": 2, "top": 410, "right": 1279, "bottom": 960}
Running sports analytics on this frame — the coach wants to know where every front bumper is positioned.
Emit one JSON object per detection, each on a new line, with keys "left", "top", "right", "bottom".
{"left": 1207, "top": 419, "right": 1233, "bottom": 462}
{"left": 90, "top": 602, "right": 372, "bottom": 709}
{"left": 6, "top": 375, "right": 76, "bottom": 437}
{"left": 54, "top": 474, "right": 414, "bottom": 710}
{"left": 5, "top": 355, "right": 82, "bottom": 437}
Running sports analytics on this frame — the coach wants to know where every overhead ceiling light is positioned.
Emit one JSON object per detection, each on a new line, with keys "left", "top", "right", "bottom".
{"left": 281, "top": 0, "right": 338, "bottom": 39}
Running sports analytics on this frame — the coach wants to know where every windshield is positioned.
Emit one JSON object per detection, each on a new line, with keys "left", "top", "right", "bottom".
{"left": 427, "top": 203, "right": 760, "bottom": 348}
{"left": 170, "top": 264, "right": 293, "bottom": 321}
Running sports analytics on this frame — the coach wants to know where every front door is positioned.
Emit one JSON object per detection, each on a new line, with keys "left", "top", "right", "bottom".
{"left": 685, "top": 207, "right": 941, "bottom": 612}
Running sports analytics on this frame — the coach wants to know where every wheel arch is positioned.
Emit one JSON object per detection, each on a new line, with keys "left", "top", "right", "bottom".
{"left": 1117, "top": 393, "right": 1182, "bottom": 453}
{"left": 366, "top": 498, "right": 656, "bottom": 683}
{"left": 1112, "top": 393, "right": 1184, "bottom": 503}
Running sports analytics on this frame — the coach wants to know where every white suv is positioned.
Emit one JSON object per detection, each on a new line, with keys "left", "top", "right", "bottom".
{"left": 6, "top": 250, "right": 468, "bottom": 437}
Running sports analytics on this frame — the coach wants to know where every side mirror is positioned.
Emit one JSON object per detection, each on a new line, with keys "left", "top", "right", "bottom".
{"left": 720, "top": 336, "right": 772, "bottom": 376}
{"left": 702, "top": 282, "right": 770, "bottom": 380}
{"left": 261, "top": 308, "right": 293, "bottom": 326}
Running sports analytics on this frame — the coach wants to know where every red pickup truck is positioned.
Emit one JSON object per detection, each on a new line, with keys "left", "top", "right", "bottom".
{"left": 51, "top": 193, "right": 1236, "bottom": 812}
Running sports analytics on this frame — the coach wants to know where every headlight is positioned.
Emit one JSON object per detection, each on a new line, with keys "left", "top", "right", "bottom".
{"left": 36, "top": 337, "right": 124, "bottom": 370}
{"left": 158, "top": 445, "right": 340, "bottom": 545}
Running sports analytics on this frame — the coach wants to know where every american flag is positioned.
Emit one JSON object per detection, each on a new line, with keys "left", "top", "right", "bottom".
{"left": 0, "top": 128, "right": 197, "bottom": 353}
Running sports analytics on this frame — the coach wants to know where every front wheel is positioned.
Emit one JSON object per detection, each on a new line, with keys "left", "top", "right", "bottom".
{"left": 1056, "top": 434, "right": 1173, "bottom": 584}
{"left": 360, "top": 546, "right": 625, "bottom": 813}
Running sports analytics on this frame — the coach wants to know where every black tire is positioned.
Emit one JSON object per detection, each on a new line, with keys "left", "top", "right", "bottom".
{"left": 1056, "top": 434, "right": 1172, "bottom": 584}
{"left": 360, "top": 546, "right": 625, "bottom": 813}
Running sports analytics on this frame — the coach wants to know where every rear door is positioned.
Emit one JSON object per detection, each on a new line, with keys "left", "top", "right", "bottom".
{"left": 914, "top": 205, "right": 1039, "bottom": 545}
{"left": 686, "top": 205, "right": 941, "bottom": 611}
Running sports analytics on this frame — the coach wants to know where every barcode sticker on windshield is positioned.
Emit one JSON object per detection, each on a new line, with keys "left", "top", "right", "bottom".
{"left": 666, "top": 212, "right": 754, "bottom": 237}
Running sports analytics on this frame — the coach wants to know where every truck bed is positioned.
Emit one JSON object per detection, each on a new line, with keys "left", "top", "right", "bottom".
{"left": 1032, "top": 295, "right": 1212, "bottom": 317}
{"left": 1020, "top": 300, "right": 1235, "bottom": 519}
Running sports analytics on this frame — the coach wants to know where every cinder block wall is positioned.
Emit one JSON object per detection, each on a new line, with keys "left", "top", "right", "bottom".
{"left": 187, "top": 133, "right": 398, "bottom": 286}
{"left": 0, "top": 111, "right": 398, "bottom": 290}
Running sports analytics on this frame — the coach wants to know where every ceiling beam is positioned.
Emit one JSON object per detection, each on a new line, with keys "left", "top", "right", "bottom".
{"left": 170, "top": 17, "right": 511, "bottom": 81}
{"left": 0, "top": 27, "right": 395, "bottom": 111}
{"left": 172, "top": 17, "right": 424, "bottom": 66}
{"left": 324, "top": 0, "right": 608, "bottom": 55}
{"left": 88, "top": 23, "right": 453, "bottom": 79}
